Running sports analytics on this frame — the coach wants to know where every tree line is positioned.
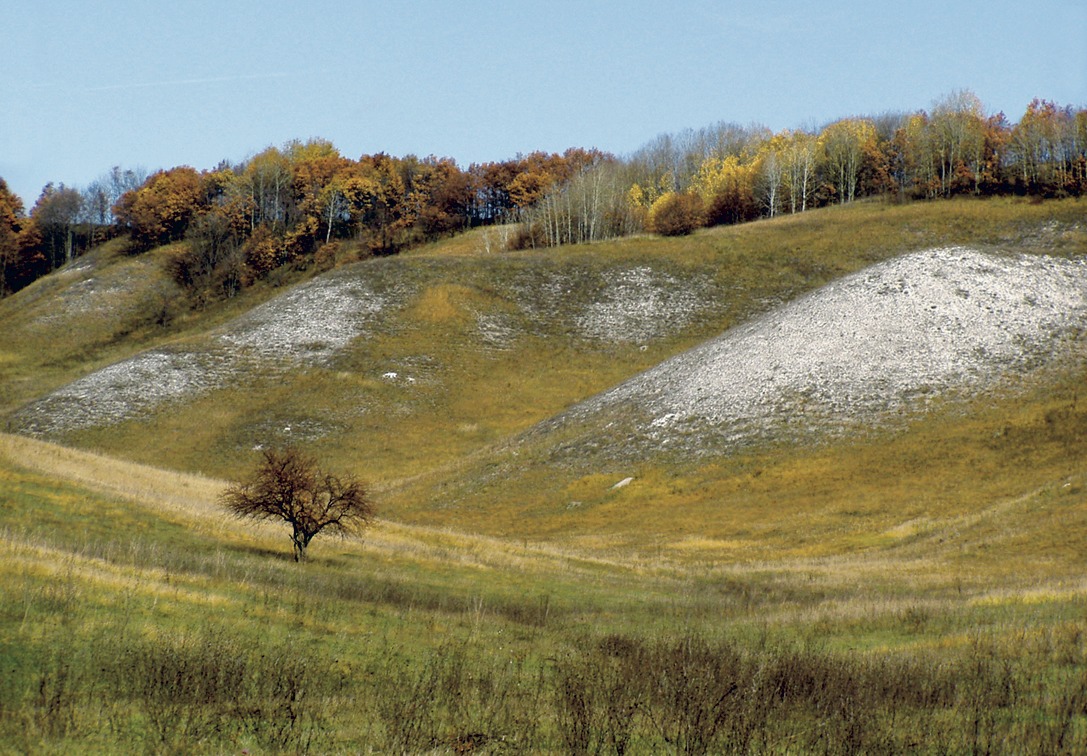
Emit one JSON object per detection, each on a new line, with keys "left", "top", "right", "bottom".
{"left": 1, "top": 91, "right": 1084, "bottom": 298}
{"left": 0, "top": 143, "right": 604, "bottom": 299}
{"left": 516, "top": 91, "right": 1087, "bottom": 244}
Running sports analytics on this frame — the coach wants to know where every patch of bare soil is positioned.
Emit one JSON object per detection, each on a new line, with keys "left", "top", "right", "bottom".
{"left": 549, "top": 248, "right": 1087, "bottom": 457}
{"left": 14, "top": 272, "right": 390, "bottom": 434}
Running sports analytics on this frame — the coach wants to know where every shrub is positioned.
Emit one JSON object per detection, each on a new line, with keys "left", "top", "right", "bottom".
{"left": 646, "top": 192, "right": 706, "bottom": 236}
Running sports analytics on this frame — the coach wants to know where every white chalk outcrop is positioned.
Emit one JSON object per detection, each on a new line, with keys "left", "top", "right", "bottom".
{"left": 15, "top": 272, "right": 389, "bottom": 434}
{"left": 556, "top": 248, "right": 1087, "bottom": 455}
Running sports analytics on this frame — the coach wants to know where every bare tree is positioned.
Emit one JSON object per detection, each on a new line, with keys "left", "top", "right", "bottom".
{"left": 31, "top": 183, "right": 82, "bottom": 266}
{"left": 930, "top": 89, "right": 987, "bottom": 196}
{"left": 782, "top": 130, "right": 818, "bottom": 213}
{"left": 221, "top": 447, "right": 374, "bottom": 562}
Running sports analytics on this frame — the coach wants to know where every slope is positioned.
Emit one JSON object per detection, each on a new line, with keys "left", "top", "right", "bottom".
{"left": 0, "top": 199, "right": 1082, "bottom": 535}
{"left": 2, "top": 199, "right": 1087, "bottom": 753}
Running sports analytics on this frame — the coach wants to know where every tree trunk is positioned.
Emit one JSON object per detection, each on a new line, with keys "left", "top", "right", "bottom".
{"left": 292, "top": 529, "right": 310, "bottom": 562}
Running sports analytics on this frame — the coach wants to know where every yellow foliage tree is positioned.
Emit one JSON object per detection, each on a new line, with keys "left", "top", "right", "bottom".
{"left": 691, "top": 155, "right": 758, "bottom": 226}
{"left": 818, "top": 118, "right": 877, "bottom": 204}
{"left": 646, "top": 191, "right": 705, "bottom": 236}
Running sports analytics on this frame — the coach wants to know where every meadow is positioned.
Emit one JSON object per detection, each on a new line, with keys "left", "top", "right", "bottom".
{"left": 3, "top": 424, "right": 1087, "bottom": 754}
{"left": 1, "top": 197, "right": 1086, "bottom": 753}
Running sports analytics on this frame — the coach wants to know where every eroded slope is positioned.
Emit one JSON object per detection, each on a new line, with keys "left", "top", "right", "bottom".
{"left": 539, "top": 248, "right": 1087, "bottom": 461}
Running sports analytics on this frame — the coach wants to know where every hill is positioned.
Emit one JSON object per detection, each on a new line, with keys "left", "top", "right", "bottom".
{"left": 3, "top": 197, "right": 1087, "bottom": 752}
{"left": 1, "top": 199, "right": 1083, "bottom": 533}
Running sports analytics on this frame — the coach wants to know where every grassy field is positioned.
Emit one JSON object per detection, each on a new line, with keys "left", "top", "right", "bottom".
{"left": 1, "top": 196, "right": 1086, "bottom": 752}
{"left": 2, "top": 426, "right": 1087, "bottom": 753}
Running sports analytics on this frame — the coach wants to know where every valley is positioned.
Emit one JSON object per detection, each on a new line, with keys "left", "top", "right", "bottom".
{"left": 1, "top": 197, "right": 1086, "bottom": 752}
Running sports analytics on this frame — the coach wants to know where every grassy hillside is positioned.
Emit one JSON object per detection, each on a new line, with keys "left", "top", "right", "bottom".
{"left": 3, "top": 423, "right": 1087, "bottom": 752}
{"left": 3, "top": 198, "right": 1084, "bottom": 485}
{"left": 0, "top": 237, "right": 309, "bottom": 418}
{"left": 0, "top": 198, "right": 1083, "bottom": 551}
{"left": 3, "top": 195, "right": 1087, "bottom": 751}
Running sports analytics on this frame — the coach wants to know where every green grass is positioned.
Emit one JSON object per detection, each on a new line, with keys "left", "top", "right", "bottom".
{"left": 0, "top": 197, "right": 1086, "bottom": 751}
{"left": 2, "top": 197, "right": 1084, "bottom": 485}
{"left": 3, "top": 432, "right": 1087, "bottom": 753}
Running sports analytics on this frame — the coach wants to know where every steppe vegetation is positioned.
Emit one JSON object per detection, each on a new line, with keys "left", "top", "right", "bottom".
{"left": 0, "top": 193, "right": 1084, "bottom": 752}
{"left": 2, "top": 372, "right": 1087, "bottom": 753}
{"left": 0, "top": 89, "right": 1086, "bottom": 752}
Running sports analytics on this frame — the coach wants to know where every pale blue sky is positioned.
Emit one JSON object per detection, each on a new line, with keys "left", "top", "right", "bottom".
{"left": 2, "top": 0, "right": 1085, "bottom": 205}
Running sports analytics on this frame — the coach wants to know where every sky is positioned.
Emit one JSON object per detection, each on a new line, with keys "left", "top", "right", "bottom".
{"left": 2, "top": 0, "right": 1085, "bottom": 206}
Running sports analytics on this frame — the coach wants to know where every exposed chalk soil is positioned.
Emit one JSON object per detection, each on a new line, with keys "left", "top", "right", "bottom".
{"left": 13, "top": 258, "right": 719, "bottom": 435}
{"left": 13, "top": 247, "right": 1086, "bottom": 449}
{"left": 538, "top": 247, "right": 1087, "bottom": 459}
{"left": 14, "top": 271, "right": 391, "bottom": 434}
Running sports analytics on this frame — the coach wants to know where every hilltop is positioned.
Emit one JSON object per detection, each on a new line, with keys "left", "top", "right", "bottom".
{"left": 532, "top": 246, "right": 1086, "bottom": 460}
{"left": 0, "top": 197, "right": 1084, "bottom": 551}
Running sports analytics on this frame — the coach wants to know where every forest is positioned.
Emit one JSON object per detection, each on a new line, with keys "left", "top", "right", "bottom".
{"left": 1, "top": 91, "right": 1084, "bottom": 300}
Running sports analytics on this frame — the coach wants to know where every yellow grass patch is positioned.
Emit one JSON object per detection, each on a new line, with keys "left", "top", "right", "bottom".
{"left": 667, "top": 536, "right": 758, "bottom": 554}
{"left": 0, "top": 432, "right": 226, "bottom": 524}
{"left": 0, "top": 534, "right": 236, "bottom": 610}
{"left": 970, "top": 579, "right": 1087, "bottom": 607}
{"left": 408, "top": 283, "right": 477, "bottom": 324}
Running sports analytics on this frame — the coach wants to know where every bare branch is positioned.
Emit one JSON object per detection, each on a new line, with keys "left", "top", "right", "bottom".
{"left": 219, "top": 446, "right": 374, "bottom": 561}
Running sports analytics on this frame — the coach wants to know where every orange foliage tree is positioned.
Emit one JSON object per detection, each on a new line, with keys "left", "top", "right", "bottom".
{"left": 0, "top": 179, "right": 30, "bottom": 294}
{"left": 114, "top": 166, "right": 206, "bottom": 251}
{"left": 9, "top": 93, "right": 1086, "bottom": 301}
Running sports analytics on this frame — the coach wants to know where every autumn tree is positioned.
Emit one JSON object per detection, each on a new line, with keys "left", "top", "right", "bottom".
{"left": 753, "top": 134, "right": 787, "bottom": 217}
{"left": 318, "top": 174, "right": 352, "bottom": 244}
{"left": 221, "top": 447, "right": 375, "bottom": 562}
{"left": 516, "top": 158, "right": 633, "bottom": 247}
{"left": 284, "top": 140, "right": 349, "bottom": 256}
{"left": 240, "top": 146, "right": 292, "bottom": 230}
{"left": 404, "top": 156, "right": 472, "bottom": 237}
{"left": 114, "top": 166, "right": 206, "bottom": 251}
{"left": 928, "top": 90, "right": 988, "bottom": 196}
{"left": 781, "top": 130, "right": 819, "bottom": 213}
{"left": 468, "top": 159, "right": 520, "bottom": 223}
{"left": 240, "top": 224, "right": 286, "bottom": 280}
{"left": 31, "top": 183, "right": 83, "bottom": 267}
{"left": 508, "top": 166, "right": 555, "bottom": 213}
{"left": 692, "top": 155, "right": 758, "bottom": 226}
{"left": 646, "top": 191, "right": 705, "bottom": 236}
{"left": 629, "top": 124, "right": 771, "bottom": 203}
{"left": 175, "top": 204, "right": 247, "bottom": 302}
{"left": 329, "top": 165, "right": 380, "bottom": 242}
{"left": 0, "top": 179, "right": 27, "bottom": 294}
{"left": 1009, "top": 99, "right": 1086, "bottom": 195}
{"left": 1077, "top": 109, "right": 1087, "bottom": 192}
{"left": 566, "top": 159, "right": 637, "bottom": 242}
{"left": 975, "top": 112, "right": 1013, "bottom": 194}
{"left": 355, "top": 153, "right": 409, "bottom": 254}
{"left": 893, "top": 112, "right": 939, "bottom": 197}
{"left": 819, "top": 118, "right": 877, "bottom": 204}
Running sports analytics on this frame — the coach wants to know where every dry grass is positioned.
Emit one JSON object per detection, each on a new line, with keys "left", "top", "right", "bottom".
{"left": 0, "top": 432, "right": 225, "bottom": 523}
{"left": 3, "top": 198, "right": 1084, "bottom": 585}
{"left": 4, "top": 198, "right": 1084, "bottom": 484}
{"left": 3, "top": 198, "right": 1086, "bottom": 751}
{"left": 3, "top": 419, "right": 1087, "bottom": 751}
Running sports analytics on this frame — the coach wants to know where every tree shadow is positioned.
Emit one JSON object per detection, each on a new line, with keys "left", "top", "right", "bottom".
{"left": 235, "top": 543, "right": 296, "bottom": 562}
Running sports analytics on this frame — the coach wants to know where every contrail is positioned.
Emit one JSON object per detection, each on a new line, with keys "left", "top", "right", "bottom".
{"left": 84, "top": 72, "right": 294, "bottom": 93}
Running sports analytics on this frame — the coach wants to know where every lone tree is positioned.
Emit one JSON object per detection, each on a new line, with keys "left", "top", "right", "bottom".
{"left": 221, "top": 446, "right": 374, "bottom": 562}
